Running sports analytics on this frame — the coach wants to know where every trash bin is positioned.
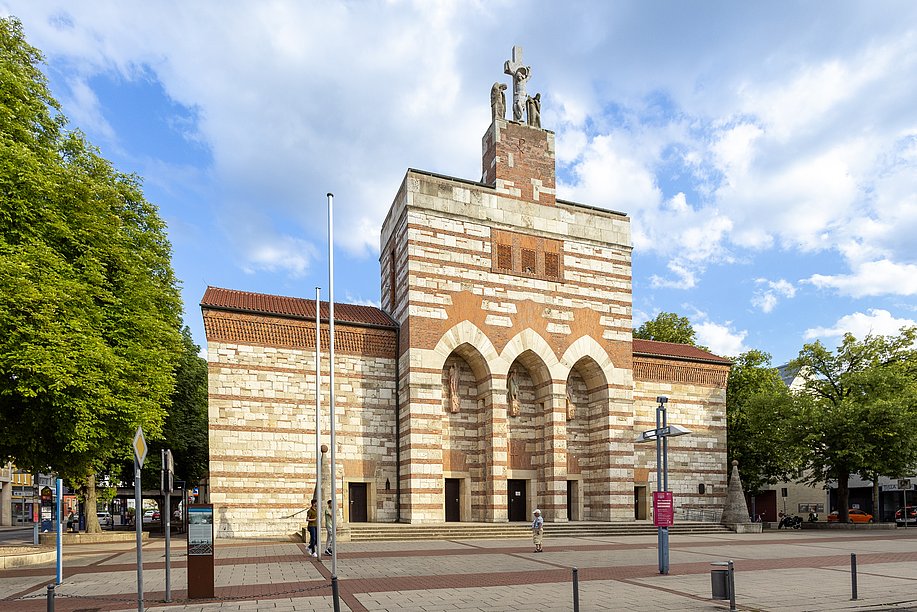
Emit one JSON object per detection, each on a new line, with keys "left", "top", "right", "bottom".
{"left": 711, "top": 568, "right": 729, "bottom": 600}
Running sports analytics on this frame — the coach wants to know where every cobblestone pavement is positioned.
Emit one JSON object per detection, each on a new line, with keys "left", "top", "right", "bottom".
{"left": 2, "top": 529, "right": 917, "bottom": 611}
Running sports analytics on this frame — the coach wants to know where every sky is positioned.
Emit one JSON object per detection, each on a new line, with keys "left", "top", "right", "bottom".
{"left": 3, "top": 1, "right": 917, "bottom": 366}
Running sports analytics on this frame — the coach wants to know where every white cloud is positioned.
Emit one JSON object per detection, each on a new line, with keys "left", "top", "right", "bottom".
{"left": 695, "top": 320, "right": 747, "bottom": 357}
{"left": 751, "top": 278, "right": 796, "bottom": 313}
{"left": 806, "top": 259, "right": 917, "bottom": 297}
{"left": 242, "top": 236, "right": 317, "bottom": 278}
{"left": 803, "top": 309, "right": 916, "bottom": 341}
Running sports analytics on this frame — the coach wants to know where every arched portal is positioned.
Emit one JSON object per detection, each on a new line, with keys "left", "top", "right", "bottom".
{"left": 440, "top": 343, "right": 490, "bottom": 522}
{"left": 565, "top": 355, "right": 610, "bottom": 521}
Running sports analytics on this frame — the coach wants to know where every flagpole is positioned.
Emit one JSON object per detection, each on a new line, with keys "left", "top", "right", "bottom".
{"left": 327, "top": 193, "right": 339, "bottom": 585}
{"left": 315, "top": 286, "right": 322, "bottom": 559}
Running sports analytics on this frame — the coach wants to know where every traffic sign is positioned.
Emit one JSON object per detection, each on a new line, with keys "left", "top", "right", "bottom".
{"left": 133, "top": 427, "right": 148, "bottom": 467}
{"left": 899, "top": 479, "right": 912, "bottom": 491}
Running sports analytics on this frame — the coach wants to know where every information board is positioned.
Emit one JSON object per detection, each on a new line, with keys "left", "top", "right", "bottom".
{"left": 188, "top": 506, "right": 214, "bottom": 556}
{"left": 653, "top": 491, "right": 674, "bottom": 527}
{"left": 187, "top": 504, "right": 215, "bottom": 599}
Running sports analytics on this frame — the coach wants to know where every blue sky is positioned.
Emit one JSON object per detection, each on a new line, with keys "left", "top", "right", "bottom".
{"left": 4, "top": 1, "right": 917, "bottom": 366}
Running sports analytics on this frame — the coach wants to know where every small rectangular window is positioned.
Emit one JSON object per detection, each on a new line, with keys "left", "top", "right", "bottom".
{"left": 521, "top": 249, "right": 536, "bottom": 274}
{"left": 544, "top": 252, "right": 559, "bottom": 278}
{"left": 497, "top": 243, "right": 513, "bottom": 270}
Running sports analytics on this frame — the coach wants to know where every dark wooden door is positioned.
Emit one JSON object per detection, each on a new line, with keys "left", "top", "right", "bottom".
{"left": 445, "top": 479, "right": 461, "bottom": 522}
{"left": 567, "top": 480, "right": 574, "bottom": 521}
{"left": 348, "top": 483, "right": 368, "bottom": 523}
{"left": 507, "top": 479, "right": 526, "bottom": 521}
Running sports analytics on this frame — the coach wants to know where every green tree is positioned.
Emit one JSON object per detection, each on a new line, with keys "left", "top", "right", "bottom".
{"left": 0, "top": 17, "right": 183, "bottom": 532}
{"left": 634, "top": 311, "right": 700, "bottom": 346}
{"left": 726, "top": 350, "right": 803, "bottom": 492}
{"left": 789, "top": 327, "right": 917, "bottom": 522}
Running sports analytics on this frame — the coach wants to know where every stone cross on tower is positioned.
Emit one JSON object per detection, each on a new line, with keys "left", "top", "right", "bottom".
{"left": 503, "top": 45, "right": 531, "bottom": 123}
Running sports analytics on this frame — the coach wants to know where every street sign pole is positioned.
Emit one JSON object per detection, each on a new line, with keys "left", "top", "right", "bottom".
{"left": 162, "top": 449, "right": 172, "bottom": 602}
{"left": 55, "top": 477, "right": 62, "bottom": 585}
{"left": 133, "top": 427, "right": 148, "bottom": 612}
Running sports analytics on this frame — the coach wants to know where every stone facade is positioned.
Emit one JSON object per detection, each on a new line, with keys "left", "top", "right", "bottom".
{"left": 201, "top": 113, "right": 731, "bottom": 537}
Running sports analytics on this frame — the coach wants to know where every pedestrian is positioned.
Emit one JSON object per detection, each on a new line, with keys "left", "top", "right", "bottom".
{"left": 306, "top": 499, "right": 318, "bottom": 557}
{"left": 532, "top": 509, "right": 544, "bottom": 553}
{"left": 66, "top": 511, "right": 75, "bottom": 533}
{"left": 323, "top": 499, "right": 335, "bottom": 555}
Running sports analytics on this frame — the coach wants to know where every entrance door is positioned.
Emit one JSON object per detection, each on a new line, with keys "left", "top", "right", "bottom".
{"left": 567, "top": 480, "right": 576, "bottom": 521}
{"left": 634, "top": 486, "right": 647, "bottom": 520}
{"left": 348, "top": 483, "right": 368, "bottom": 523}
{"left": 507, "top": 479, "right": 527, "bottom": 521}
{"left": 445, "top": 479, "right": 461, "bottom": 522}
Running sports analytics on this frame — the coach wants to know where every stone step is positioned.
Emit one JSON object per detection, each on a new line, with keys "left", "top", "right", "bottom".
{"left": 343, "top": 522, "right": 731, "bottom": 542}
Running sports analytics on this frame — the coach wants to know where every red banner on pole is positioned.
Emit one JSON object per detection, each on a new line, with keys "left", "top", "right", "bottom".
{"left": 653, "top": 491, "right": 674, "bottom": 527}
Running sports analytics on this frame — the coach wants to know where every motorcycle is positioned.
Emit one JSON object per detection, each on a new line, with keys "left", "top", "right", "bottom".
{"left": 778, "top": 512, "right": 802, "bottom": 529}
{"left": 808, "top": 512, "right": 819, "bottom": 523}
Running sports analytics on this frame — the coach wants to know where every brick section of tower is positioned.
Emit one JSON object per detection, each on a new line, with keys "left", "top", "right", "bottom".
{"left": 482, "top": 119, "right": 556, "bottom": 206}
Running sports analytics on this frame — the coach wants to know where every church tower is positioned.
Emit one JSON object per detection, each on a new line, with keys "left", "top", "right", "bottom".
{"left": 380, "top": 46, "right": 638, "bottom": 523}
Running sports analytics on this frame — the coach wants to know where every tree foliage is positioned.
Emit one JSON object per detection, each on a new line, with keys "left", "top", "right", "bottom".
{"left": 789, "top": 327, "right": 917, "bottom": 521}
{"left": 726, "top": 350, "right": 803, "bottom": 492}
{"left": 634, "top": 311, "right": 701, "bottom": 346}
{"left": 0, "top": 17, "right": 183, "bottom": 531}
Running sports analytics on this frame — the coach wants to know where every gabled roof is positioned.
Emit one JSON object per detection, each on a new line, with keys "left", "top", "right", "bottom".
{"left": 632, "top": 338, "right": 731, "bottom": 365}
{"left": 201, "top": 286, "right": 397, "bottom": 329}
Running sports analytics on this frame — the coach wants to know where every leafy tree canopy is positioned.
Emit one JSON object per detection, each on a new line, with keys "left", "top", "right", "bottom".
{"left": 726, "top": 350, "right": 804, "bottom": 492}
{"left": 0, "top": 17, "right": 183, "bottom": 529}
{"left": 634, "top": 311, "right": 701, "bottom": 346}
{"left": 789, "top": 327, "right": 917, "bottom": 520}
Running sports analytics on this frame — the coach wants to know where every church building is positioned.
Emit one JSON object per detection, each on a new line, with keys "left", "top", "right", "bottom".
{"left": 202, "top": 49, "right": 731, "bottom": 538}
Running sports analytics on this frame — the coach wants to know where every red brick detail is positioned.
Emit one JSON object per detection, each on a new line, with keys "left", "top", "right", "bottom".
{"left": 203, "top": 310, "right": 396, "bottom": 358}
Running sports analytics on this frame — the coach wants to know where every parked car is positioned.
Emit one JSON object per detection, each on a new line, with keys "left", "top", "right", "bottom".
{"left": 96, "top": 511, "right": 112, "bottom": 527}
{"left": 827, "top": 509, "right": 874, "bottom": 523}
{"left": 895, "top": 506, "right": 917, "bottom": 525}
{"left": 141, "top": 510, "right": 161, "bottom": 524}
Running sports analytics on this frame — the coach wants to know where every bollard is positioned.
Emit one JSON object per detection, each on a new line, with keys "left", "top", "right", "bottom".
{"left": 851, "top": 553, "right": 858, "bottom": 600}
{"left": 46, "top": 584, "right": 55, "bottom": 612}
{"left": 572, "top": 567, "right": 580, "bottom": 612}
{"left": 727, "top": 559, "right": 736, "bottom": 612}
{"left": 331, "top": 574, "right": 341, "bottom": 612}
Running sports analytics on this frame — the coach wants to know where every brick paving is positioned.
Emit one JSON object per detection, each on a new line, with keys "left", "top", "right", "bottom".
{"left": 1, "top": 529, "right": 916, "bottom": 611}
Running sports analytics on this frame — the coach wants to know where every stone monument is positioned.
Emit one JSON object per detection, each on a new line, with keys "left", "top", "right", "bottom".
{"left": 720, "top": 460, "right": 762, "bottom": 533}
{"left": 490, "top": 82, "right": 507, "bottom": 121}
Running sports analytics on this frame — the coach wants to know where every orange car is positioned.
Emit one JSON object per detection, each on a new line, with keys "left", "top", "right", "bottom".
{"left": 827, "top": 509, "right": 874, "bottom": 523}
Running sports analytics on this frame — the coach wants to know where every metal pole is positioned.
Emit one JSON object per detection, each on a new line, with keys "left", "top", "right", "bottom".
{"left": 163, "top": 450, "right": 171, "bottom": 603}
{"left": 55, "top": 478, "right": 62, "bottom": 585}
{"left": 661, "top": 401, "right": 669, "bottom": 574}
{"left": 331, "top": 574, "right": 341, "bottom": 612}
{"left": 572, "top": 567, "right": 580, "bottom": 612}
{"left": 727, "top": 559, "right": 736, "bottom": 612}
{"left": 315, "top": 286, "right": 322, "bottom": 559}
{"left": 850, "top": 553, "right": 858, "bottom": 600}
{"left": 328, "top": 192, "right": 338, "bottom": 578}
{"left": 46, "top": 584, "right": 55, "bottom": 612}
{"left": 135, "top": 460, "right": 144, "bottom": 612}
{"left": 655, "top": 402, "right": 665, "bottom": 574}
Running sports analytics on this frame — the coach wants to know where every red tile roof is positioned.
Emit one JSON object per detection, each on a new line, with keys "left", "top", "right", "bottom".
{"left": 201, "top": 287, "right": 397, "bottom": 328}
{"left": 633, "top": 339, "right": 731, "bottom": 364}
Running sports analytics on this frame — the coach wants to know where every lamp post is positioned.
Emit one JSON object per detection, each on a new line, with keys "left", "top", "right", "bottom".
{"left": 635, "top": 396, "right": 691, "bottom": 575}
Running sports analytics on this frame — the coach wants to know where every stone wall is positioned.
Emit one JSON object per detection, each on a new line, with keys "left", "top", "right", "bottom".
{"left": 205, "top": 312, "right": 397, "bottom": 538}
{"left": 632, "top": 357, "right": 729, "bottom": 517}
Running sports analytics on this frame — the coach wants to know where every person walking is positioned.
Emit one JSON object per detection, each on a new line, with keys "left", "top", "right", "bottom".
{"left": 306, "top": 499, "right": 318, "bottom": 557}
{"left": 323, "top": 499, "right": 335, "bottom": 555}
{"left": 532, "top": 509, "right": 544, "bottom": 553}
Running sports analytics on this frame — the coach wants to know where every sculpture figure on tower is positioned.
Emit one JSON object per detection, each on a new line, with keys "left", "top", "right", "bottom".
{"left": 490, "top": 82, "right": 507, "bottom": 121}
{"left": 526, "top": 93, "right": 541, "bottom": 128}
{"left": 503, "top": 45, "right": 531, "bottom": 123}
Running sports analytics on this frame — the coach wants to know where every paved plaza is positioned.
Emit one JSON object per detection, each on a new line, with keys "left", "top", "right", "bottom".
{"left": 2, "top": 527, "right": 917, "bottom": 611}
